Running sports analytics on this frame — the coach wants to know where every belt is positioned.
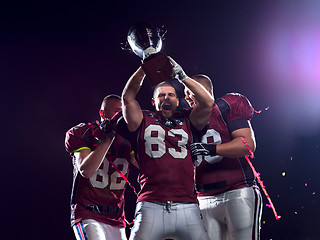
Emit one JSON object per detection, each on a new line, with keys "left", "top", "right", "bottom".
{"left": 151, "top": 201, "right": 193, "bottom": 213}
{"left": 196, "top": 180, "right": 227, "bottom": 192}
{"left": 152, "top": 201, "right": 193, "bottom": 205}
{"left": 86, "top": 204, "right": 121, "bottom": 215}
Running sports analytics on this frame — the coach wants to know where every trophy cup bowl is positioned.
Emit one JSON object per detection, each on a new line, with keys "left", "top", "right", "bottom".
{"left": 126, "top": 22, "right": 173, "bottom": 85}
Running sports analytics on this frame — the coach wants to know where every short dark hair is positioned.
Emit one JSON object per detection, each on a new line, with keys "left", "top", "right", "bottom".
{"left": 101, "top": 94, "right": 121, "bottom": 110}
{"left": 153, "top": 81, "right": 177, "bottom": 98}
{"left": 191, "top": 74, "right": 213, "bottom": 95}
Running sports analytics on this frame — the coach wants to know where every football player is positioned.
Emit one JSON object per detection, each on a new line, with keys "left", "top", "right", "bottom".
{"left": 65, "top": 94, "right": 138, "bottom": 240}
{"left": 187, "top": 75, "right": 263, "bottom": 240}
{"left": 118, "top": 58, "right": 213, "bottom": 240}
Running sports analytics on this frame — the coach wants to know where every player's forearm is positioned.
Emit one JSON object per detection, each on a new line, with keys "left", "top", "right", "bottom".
{"left": 78, "top": 136, "right": 115, "bottom": 178}
{"left": 122, "top": 67, "right": 146, "bottom": 103}
{"left": 184, "top": 78, "right": 214, "bottom": 130}
{"left": 216, "top": 136, "right": 255, "bottom": 158}
{"left": 122, "top": 67, "right": 145, "bottom": 132}
{"left": 183, "top": 77, "right": 214, "bottom": 108}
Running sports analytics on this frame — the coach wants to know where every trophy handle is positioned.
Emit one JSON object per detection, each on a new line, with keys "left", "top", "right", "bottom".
{"left": 120, "top": 41, "right": 132, "bottom": 52}
{"left": 159, "top": 25, "right": 167, "bottom": 41}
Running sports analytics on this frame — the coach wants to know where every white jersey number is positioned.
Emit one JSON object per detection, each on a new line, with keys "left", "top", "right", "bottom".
{"left": 195, "top": 129, "right": 223, "bottom": 166}
{"left": 144, "top": 124, "right": 188, "bottom": 159}
{"left": 89, "top": 157, "right": 129, "bottom": 190}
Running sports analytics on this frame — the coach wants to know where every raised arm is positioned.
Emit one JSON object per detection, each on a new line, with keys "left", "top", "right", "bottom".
{"left": 183, "top": 77, "right": 214, "bottom": 130}
{"left": 169, "top": 57, "right": 214, "bottom": 130}
{"left": 121, "top": 67, "right": 146, "bottom": 132}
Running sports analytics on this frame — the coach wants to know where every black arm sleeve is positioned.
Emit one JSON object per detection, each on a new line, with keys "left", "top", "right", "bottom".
{"left": 227, "top": 119, "right": 250, "bottom": 133}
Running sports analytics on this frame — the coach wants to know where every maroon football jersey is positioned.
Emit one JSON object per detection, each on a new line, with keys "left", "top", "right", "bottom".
{"left": 195, "top": 93, "right": 256, "bottom": 197}
{"left": 65, "top": 122, "right": 132, "bottom": 227}
{"left": 126, "top": 110, "right": 198, "bottom": 203}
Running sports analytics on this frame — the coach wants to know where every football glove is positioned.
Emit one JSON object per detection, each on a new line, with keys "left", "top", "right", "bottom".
{"left": 168, "top": 56, "right": 188, "bottom": 82}
{"left": 190, "top": 142, "right": 217, "bottom": 156}
{"left": 143, "top": 46, "right": 157, "bottom": 59}
{"left": 99, "top": 119, "right": 115, "bottom": 139}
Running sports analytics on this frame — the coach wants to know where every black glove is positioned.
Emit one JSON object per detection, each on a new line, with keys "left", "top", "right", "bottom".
{"left": 190, "top": 143, "right": 217, "bottom": 156}
{"left": 99, "top": 119, "right": 115, "bottom": 139}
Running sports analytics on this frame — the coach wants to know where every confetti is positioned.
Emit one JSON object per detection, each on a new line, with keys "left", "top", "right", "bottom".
{"left": 282, "top": 172, "right": 286, "bottom": 177}
{"left": 239, "top": 137, "right": 281, "bottom": 220}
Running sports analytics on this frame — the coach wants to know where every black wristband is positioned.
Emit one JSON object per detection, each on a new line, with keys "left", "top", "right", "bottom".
{"left": 207, "top": 144, "right": 217, "bottom": 155}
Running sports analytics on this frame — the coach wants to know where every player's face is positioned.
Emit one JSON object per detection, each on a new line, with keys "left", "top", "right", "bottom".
{"left": 184, "top": 87, "right": 196, "bottom": 107}
{"left": 152, "top": 86, "right": 179, "bottom": 119}
{"left": 104, "top": 99, "right": 122, "bottom": 119}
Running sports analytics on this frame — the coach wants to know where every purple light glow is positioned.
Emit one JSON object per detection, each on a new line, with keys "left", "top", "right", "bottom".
{"left": 266, "top": 25, "right": 320, "bottom": 90}
{"left": 253, "top": 1, "right": 320, "bottom": 136}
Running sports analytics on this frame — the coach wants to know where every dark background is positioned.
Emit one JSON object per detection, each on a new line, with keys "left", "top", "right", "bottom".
{"left": 1, "top": 1, "right": 320, "bottom": 239}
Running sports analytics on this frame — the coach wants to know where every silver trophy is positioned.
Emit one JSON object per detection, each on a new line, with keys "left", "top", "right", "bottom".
{"left": 123, "top": 22, "right": 172, "bottom": 85}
